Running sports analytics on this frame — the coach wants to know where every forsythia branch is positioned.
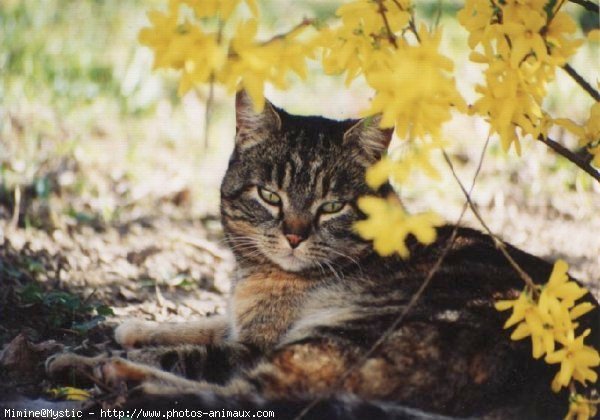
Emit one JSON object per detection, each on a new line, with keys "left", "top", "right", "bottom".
{"left": 374, "top": 0, "right": 398, "bottom": 47}
{"left": 568, "top": 0, "right": 600, "bottom": 13}
{"left": 441, "top": 150, "right": 540, "bottom": 297}
{"left": 261, "top": 18, "right": 316, "bottom": 45}
{"left": 562, "top": 63, "right": 600, "bottom": 102}
{"left": 537, "top": 135, "right": 600, "bottom": 183}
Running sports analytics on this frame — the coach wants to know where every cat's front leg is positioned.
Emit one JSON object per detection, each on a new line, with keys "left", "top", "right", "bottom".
{"left": 46, "top": 352, "right": 202, "bottom": 391}
{"left": 47, "top": 341, "right": 256, "bottom": 387}
{"left": 115, "top": 315, "right": 229, "bottom": 349}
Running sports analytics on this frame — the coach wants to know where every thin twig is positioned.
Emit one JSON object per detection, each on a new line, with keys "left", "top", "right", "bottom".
{"left": 261, "top": 18, "right": 315, "bottom": 45}
{"left": 203, "top": 18, "right": 226, "bottom": 150}
{"left": 9, "top": 185, "right": 21, "bottom": 230}
{"left": 203, "top": 78, "right": 215, "bottom": 150}
{"left": 294, "top": 138, "right": 491, "bottom": 420}
{"left": 537, "top": 135, "right": 600, "bottom": 183}
{"left": 374, "top": 0, "right": 398, "bottom": 47}
{"left": 441, "top": 150, "right": 539, "bottom": 296}
{"left": 433, "top": 0, "right": 443, "bottom": 28}
{"left": 544, "top": 0, "right": 567, "bottom": 30}
{"left": 561, "top": 64, "right": 600, "bottom": 102}
{"left": 408, "top": 16, "right": 421, "bottom": 42}
{"left": 568, "top": 0, "right": 600, "bottom": 13}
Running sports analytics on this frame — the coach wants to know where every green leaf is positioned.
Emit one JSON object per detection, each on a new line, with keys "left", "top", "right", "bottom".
{"left": 95, "top": 304, "right": 114, "bottom": 316}
{"left": 72, "top": 316, "right": 105, "bottom": 334}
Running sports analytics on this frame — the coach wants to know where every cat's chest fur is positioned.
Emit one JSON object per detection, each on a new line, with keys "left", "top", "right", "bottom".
{"left": 230, "top": 269, "right": 317, "bottom": 350}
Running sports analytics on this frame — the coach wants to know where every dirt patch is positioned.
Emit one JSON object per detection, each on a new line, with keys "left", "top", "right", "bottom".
{"left": 0, "top": 197, "right": 234, "bottom": 399}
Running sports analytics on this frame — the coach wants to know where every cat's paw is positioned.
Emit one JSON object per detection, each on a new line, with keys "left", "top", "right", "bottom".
{"left": 114, "top": 319, "right": 158, "bottom": 349}
{"left": 46, "top": 353, "right": 146, "bottom": 387}
{"left": 45, "top": 352, "right": 101, "bottom": 377}
{"left": 93, "top": 357, "right": 143, "bottom": 386}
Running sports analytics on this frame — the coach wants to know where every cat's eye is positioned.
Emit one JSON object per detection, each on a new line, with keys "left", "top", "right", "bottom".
{"left": 258, "top": 186, "right": 281, "bottom": 206}
{"left": 320, "top": 201, "right": 345, "bottom": 214}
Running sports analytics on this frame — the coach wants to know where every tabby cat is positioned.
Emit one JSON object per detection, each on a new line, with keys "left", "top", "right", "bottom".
{"left": 46, "top": 90, "right": 599, "bottom": 420}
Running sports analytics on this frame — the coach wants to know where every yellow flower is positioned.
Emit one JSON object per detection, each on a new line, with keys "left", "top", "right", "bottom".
{"left": 565, "top": 393, "right": 599, "bottom": 420}
{"left": 366, "top": 156, "right": 398, "bottom": 189}
{"left": 222, "top": 19, "right": 316, "bottom": 111}
{"left": 544, "top": 260, "right": 587, "bottom": 307}
{"left": 175, "top": 0, "right": 257, "bottom": 19}
{"left": 138, "top": 3, "right": 229, "bottom": 95}
{"left": 496, "top": 292, "right": 554, "bottom": 358}
{"left": 459, "top": 0, "right": 583, "bottom": 156}
{"left": 554, "top": 103, "right": 600, "bottom": 168}
{"left": 496, "top": 259, "right": 597, "bottom": 362}
{"left": 589, "top": 144, "right": 600, "bottom": 168}
{"left": 177, "top": 28, "right": 225, "bottom": 95}
{"left": 545, "top": 12, "right": 583, "bottom": 66}
{"left": 457, "top": 0, "right": 494, "bottom": 49}
{"left": 500, "top": 6, "right": 547, "bottom": 68}
{"left": 138, "top": 9, "right": 180, "bottom": 69}
{"left": 48, "top": 387, "right": 91, "bottom": 401}
{"left": 545, "top": 329, "right": 600, "bottom": 392}
{"left": 354, "top": 196, "right": 443, "bottom": 258}
{"left": 364, "top": 26, "right": 465, "bottom": 139}
{"left": 320, "top": 0, "right": 411, "bottom": 85}
{"left": 570, "top": 302, "right": 595, "bottom": 321}
{"left": 365, "top": 143, "right": 441, "bottom": 189}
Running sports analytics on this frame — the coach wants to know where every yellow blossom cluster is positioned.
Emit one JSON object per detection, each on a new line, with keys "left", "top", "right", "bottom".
{"left": 364, "top": 26, "right": 466, "bottom": 139}
{"left": 354, "top": 195, "right": 443, "bottom": 257}
{"left": 554, "top": 102, "right": 600, "bottom": 168}
{"left": 458, "top": 0, "right": 583, "bottom": 153}
{"left": 320, "top": 0, "right": 411, "bottom": 84}
{"left": 565, "top": 393, "right": 599, "bottom": 420}
{"left": 320, "top": 0, "right": 465, "bottom": 139}
{"left": 496, "top": 260, "right": 599, "bottom": 394}
{"left": 138, "top": 0, "right": 316, "bottom": 110}
{"left": 365, "top": 142, "right": 442, "bottom": 189}
{"left": 223, "top": 19, "right": 317, "bottom": 111}
{"left": 355, "top": 140, "right": 445, "bottom": 258}
{"left": 321, "top": 0, "right": 463, "bottom": 258}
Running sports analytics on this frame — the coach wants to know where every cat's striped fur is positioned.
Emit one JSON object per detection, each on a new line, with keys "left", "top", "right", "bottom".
{"left": 46, "top": 91, "right": 599, "bottom": 420}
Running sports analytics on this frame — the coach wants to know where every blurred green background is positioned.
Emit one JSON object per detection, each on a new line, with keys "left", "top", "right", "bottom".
{"left": 0, "top": 0, "right": 598, "bottom": 246}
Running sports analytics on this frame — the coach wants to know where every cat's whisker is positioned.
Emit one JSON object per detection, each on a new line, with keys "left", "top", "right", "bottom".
{"left": 320, "top": 247, "right": 363, "bottom": 275}
{"left": 322, "top": 259, "right": 344, "bottom": 282}
{"left": 314, "top": 260, "right": 328, "bottom": 279}
{"left": 228, "top": 242, "right": 258, "bottom": 250}
{"left": 226, "top": 237, "right": 258, "bottom": 245}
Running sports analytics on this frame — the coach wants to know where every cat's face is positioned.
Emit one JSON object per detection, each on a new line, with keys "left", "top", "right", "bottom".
{"left": 220, "top": 91, "right": 392, "bottom": 274}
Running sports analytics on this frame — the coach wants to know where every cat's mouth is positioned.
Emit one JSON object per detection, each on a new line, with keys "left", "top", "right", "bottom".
{"left": 268, "top": 247, "right": 314, "bottom": 273}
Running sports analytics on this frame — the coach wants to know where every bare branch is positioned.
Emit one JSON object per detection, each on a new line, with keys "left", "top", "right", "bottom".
{"left": 374, "top": 0, "right": 398, "bottom": 48}
{"left": 537, "top": 135, "right": 600, "bottom": 183}
{"left": 203, "top": 79, "right": 215, "bottom": 150}
{"left": 441, "top": 150, "right": 539, "bottom": 296}
{"left": 569, "top": 0, "right": 600, "bottom": 13}
{"left": 561, "top": 64, "right": 600, "bottom": 102}
{"left": 261, "top": 18, "right": 316, "bottom": 45}
{"left": 9, "top": 185, "right": 21, "bottom": 230}
{"left": 202, "top": 19, "right": 225, "bottom": 150}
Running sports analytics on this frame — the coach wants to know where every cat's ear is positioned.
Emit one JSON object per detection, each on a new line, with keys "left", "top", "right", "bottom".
{"left": 235, "top": 90, "right": 281, "bottom": 150}
{"left": 343, "top": 115, "right": 393, "bottom": 163}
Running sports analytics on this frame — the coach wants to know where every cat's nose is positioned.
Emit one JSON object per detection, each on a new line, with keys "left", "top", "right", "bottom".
{"left": 285, "top": 233, "right": 305, "bottom": 249}
{"left": 283, "top": 216, "right": 311, "bottom": 249}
